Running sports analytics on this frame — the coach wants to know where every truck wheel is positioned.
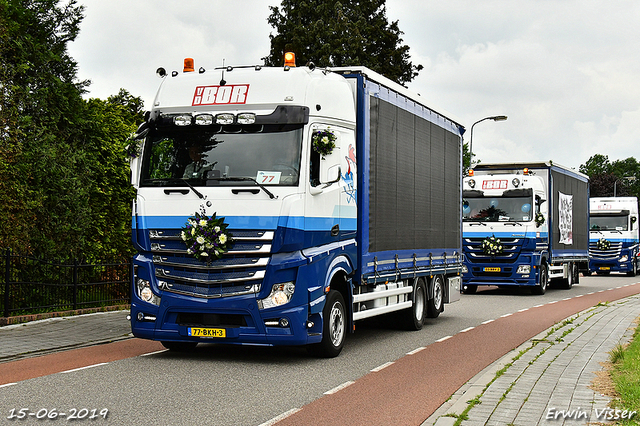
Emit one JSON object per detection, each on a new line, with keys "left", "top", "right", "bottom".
{"left": 426, "top": 275, "right": 444, "bottom": 318}
{"left": 628, "top": 260, "right": 637, "bottom": 277}
{"left": 161, "top": 341, "right": 198, "bottom": 352}
{"left": 308, "top": 290, "right": 346, "bottom": 358}
{"left": 562, "top": 263, "right": 574, "bottom": 289}
{"left": 403, "top": 278, "right": 426, "bottom": 330}
{"left": 532, "top": 264, "right": 548, "bottom": 295}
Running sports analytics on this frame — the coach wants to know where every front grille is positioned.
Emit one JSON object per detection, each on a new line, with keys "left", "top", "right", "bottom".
{"left": 464, "top": 237, "right": 523, "bottom": 263}
{"left": 589, "top": 241, "right": 622, "bottom": 260}
{"left": 149, "top": 229, "right": 272, "bottom": 298}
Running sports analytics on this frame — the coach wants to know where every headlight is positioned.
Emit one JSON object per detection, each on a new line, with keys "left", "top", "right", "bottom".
{"left": 620, "top": 255, "right": 628, "bottom": 263}
{"left": 136, "top": 278, "right": 161, "bottom": 306}
{"left": 258, "top": 282, "right": 295, "bottom": 310}
{"left": 461, "top": 265, "right": 468, "bottom": 273}
{"left": 517, "top": 265, "right": 531, "bottom": 274}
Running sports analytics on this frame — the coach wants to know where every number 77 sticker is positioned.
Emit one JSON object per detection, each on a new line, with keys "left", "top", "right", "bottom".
{"left": 256, "top": 171, "right": 281, "bottom": 184}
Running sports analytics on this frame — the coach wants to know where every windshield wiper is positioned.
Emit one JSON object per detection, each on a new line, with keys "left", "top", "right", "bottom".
{"left": 208, "top": 177, "right": 277, "bottom": 199}
{"left": 150, "top": 178, "right": 205, "bottom": 199}
{"left": 504, "top": 221, "right": 523, "bottom": 226}
{"left": 468, "top": 221, "right": 487, "bottom": 226}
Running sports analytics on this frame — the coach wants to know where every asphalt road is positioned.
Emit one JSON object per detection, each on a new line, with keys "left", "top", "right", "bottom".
{"left": 1, "top": 274, "right": 638, "bottom": 426}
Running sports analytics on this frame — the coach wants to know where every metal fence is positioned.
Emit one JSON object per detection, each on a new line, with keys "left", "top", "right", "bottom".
{"left": 1, "top": 249, "right": 131, "bottom": 318}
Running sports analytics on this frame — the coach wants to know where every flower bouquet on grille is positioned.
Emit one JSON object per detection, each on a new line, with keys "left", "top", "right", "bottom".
{"left": 481, "top": 235, "right": 504, "bottom": 256}
{"left": 181, "top": 207, "right": 233, "bottom": 262}
{"left": 596, "top": 238, "right": 611, "bottom": 250}
{"left": 535, "top": 212, "right": 545, "bottom": 227}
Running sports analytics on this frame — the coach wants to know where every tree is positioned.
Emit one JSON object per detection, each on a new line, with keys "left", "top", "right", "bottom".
{"left": 263, "top": 0, "right": 423, "bottom": 85}
{"left": 579, "top": 154, "right": 640, "bottom": 200}
{"left": 0, "top": 1, "right": 141, "bottom": 262}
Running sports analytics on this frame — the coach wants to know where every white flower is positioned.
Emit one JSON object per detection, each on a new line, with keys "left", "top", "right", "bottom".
{"left": 189, "top": 219, "right": 197, "bottom": 227}
{"left": 199, "top": 219, "right": 207, "bottom": 227}
{"left": 196, "top": 236, "right": 205, "bottom": 245}
{"left": 191, "top": 228, "right": 195, "bottom": 236}
{"left": 200, "top": 245, "right": 206, "bottom": 252}
{"left": 322, "top": 136, "right": 329, "bottom": 144}
{"left": 181, "top": 231, "right": 186, "bottom": 241}
{"left": 215, "top": 226, "right": 220, "bottom": 232}
{"left": 201, "top": 251, "right": 209, "bottom": 257}
{"left": 219, "top": 234, "right": 227, "bottom": 244}
{"left": 187, "top": 248, "right": 193, "bottom": 254}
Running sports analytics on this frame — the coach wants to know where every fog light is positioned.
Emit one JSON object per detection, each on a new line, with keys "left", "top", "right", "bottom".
{"left": 279, "top": 318, "right": 289, "bottom": 327}
{"left": 461, "top": 265, "right": 468, "bottom": 274}
{"left": 137, "top": 312, "right": 145, "bottom": 321}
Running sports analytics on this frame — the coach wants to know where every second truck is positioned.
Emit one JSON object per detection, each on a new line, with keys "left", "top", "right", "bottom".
{"left": 462, "top": 162, "right": 589, "bottom": 294}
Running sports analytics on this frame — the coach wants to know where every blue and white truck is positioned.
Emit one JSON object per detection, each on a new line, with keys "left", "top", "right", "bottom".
{"left": 461, "top": 162, "right": 589, "bottom": 294}
{"left": 588, "top": 197, "right": 639, "bottom": 276}
{"left": 128, "top": 55, "right": 463, "bottom": 357}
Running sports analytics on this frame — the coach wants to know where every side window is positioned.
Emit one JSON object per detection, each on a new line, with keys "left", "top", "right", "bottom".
{"left": 309, "top": 126, "right": 338, "bottom": 187}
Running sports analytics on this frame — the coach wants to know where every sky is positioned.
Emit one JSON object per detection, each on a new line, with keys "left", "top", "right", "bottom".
{"left": 67, "top": 0, "right": 640, "bottom": 171}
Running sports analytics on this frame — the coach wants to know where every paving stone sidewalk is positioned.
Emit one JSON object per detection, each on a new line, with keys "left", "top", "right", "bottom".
{"left": 0, "top": 309, "right": 132, "bottom": 362}
{"left": 425, "top": 295, "right": 640, "bottom": 426}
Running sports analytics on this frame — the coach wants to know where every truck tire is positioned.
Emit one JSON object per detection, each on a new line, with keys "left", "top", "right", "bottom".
{"left": 403, "top": 278, "right": 426, "bottom": 330}
{"left": 628, "top": 260, "right": 637, "bottom": 277}
{"left": 308, "top": 290, "right": 346, "bottom": 358}
{"left": 161, "top": 341, "right": 198, "bottom": 352}
{"left": 532, "top": 264, "right": 548, "bottom": 295}
{"left": 426, "top": 275, "right": 444, "bottom": 318}
{"left": 561, "top": 262, "right": 574, "bottom": 289}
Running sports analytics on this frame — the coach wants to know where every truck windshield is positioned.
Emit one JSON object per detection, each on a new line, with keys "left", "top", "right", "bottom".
{"left": 463, "top": 196, "right": 533, "bottom": 222}
{"left": 140, "top": 127, "right": 303, "bottom": 187}
{"left": 590, "top": 215, "right": 628, "bottom": 231}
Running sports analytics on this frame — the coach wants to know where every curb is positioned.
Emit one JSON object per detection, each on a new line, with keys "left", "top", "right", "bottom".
{"left": 0, "top": 304, "right": 130, "bottom": 326}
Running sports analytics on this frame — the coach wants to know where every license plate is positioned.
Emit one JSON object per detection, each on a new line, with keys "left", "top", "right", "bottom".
{"left": 484, "top": 267, "right": 501, "bottom": 272}
{"left": 599, "top": 266, "right": 611, "bottom": 271}
{"left": 188, "top": 327, "right": 226, "bottom": 338}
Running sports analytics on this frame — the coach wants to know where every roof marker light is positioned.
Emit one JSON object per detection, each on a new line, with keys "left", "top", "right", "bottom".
{"left": 284, "top": 52, "right": 296, "bottom": 67}
{"left": 184, "top": 58, "right": 194, "bottom": 72}
{"left": 195, "top": 114, "right": 213, "bottom": 126}
{"left": 174, "top": 115, "right": 192, "bottom": 126}
{"left": 237, "top": 113, "right": 256, "bottom": 125}
{"left": 216, "top": 113, "right": 235, "bottom": 125}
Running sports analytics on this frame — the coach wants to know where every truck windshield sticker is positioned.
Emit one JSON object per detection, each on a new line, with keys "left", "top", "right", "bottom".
{"left": 257, "top": 171, "right": 281, "bottom": 185}
{"left": 482, "top": 180, "right": 508, "bottom": 190}
{"left": 559, "top": 192, "right": 573, "bottom": 244}
{"left": 193, "top": 84, "right": 249, "bottom": 106}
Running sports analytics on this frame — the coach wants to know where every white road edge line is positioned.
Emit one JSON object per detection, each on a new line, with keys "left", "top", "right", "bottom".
{"left": 258, "top": 408, "right": 301, "bottom": 426}
{"left": 518, "top": 308, "right": 529, "bottom": 312}
{"left": 460, "top": 326, "right": 475, "bottom": 333}
{"left": 324, "top": 381, "right": 355, "bottom": 395}
{"left": 371, "top": 361, "right": 394, "bottom": 372}
{"left": 60, "top": 363, "right": 108, "bottom": 374}
{"left": 436, "top": 335, "right": 452, "bottom": 343}
{"left": 500, "top": 313, "right": 513, "bottom": 318}
{"left": 407, "top": 347, "right": 426, "bottom": 355}
{"left": 0, "top": 383, "right": 17, "bottom": 388}
{"left": 481, "top": 319, "right": 495, "bottom": 325}
{"left": 140, "top": 349, "right": 169, "bottom": 357}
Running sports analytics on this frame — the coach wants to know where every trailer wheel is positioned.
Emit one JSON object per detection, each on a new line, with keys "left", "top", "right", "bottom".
{"left": 426, "top": 275, "right": 444, "bottom": 318}
{"left": 161, "top": 341, "right": 198, "bottom": 352}
{"left": 403, "top": 278, "right": 426, "bottom": 330}
{"left": 308, "top": 290, "right": 346, "bottom": 358}
{"left": 532, "top": 264, "right": 548, "bottom": 295}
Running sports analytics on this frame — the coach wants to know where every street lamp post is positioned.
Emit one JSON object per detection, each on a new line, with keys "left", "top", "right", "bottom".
{"left": 469, "top": 115, "right": 508, "bottom": 165}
